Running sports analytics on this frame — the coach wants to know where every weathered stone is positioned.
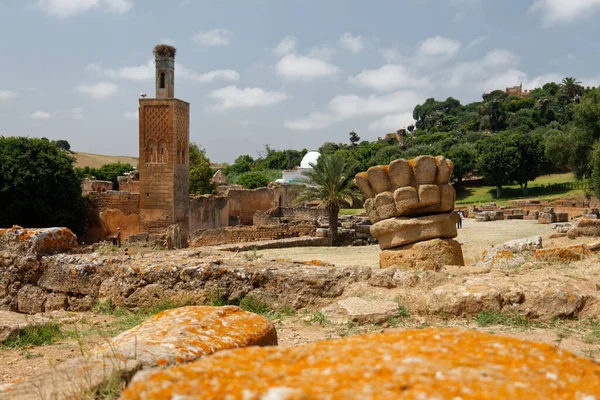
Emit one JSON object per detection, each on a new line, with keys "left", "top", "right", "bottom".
{"left": 353, "top": 172, "right": 374, "bottom": 199}
{"left": 567, "top": 218, "right": 600, "bottom": 239}
{"left": 0, "top": 226, "right": 77, "bottom": 259}
{"left": 538, "top": 212, "right": 555, "bottom": 224}
{"left": 366, "top": 165, "right": 391, "bottom": 194}
{"left": 380, "top": 238, "right": 464, "bottom": 270}
{"left": 535, "top": 244, "right": 591, "bottom": 262}
{"left": 2, "top": 306, "right": 277, "bottom": 399}
{"left": 411, "top": 155, "right": 437, "bottom": 185}
{"left": 371, "top": 213, "right": 459, "bottom": 250}
{"left": 388, "top": 158, "right": 412, "bottom": 188}
{"left": 17, "top": 284, "right": 46, "bottom": 314}
{"left": 321, "top": 297, "right": 400, "bottom": 325}
{"left": 393, "top": 186, "right": 419, "bottom": 216}
{"left": 0, "top": 311, "right": 51, "bottom": 342}
{"left": 522, "top": 283, "right": 586, "bottom": 319}
{"left": 427, "top": 283, "right": 505, "bottom": 316}
{"left": 44, "top": 293, "right": 68, "bottom": 312}
{"left": 417, "top": 184, "right": 440, "bottom": 206}
{"left": 367, "top": 268, "right": 397, "bottom": 288}
{"left": 476, "top": 236, "right": 543, "bottom": 269}
{"left": 66, "top": 295, "right": 95, "bottom": 311}
{"left": 435, "top": 156, "right": 454, "bottom": 184}
{"left": 374, "top": 192, "right": 396, "bottom": 219}
{"left": 121, "top": 329, "right": 600, "bottom": 400}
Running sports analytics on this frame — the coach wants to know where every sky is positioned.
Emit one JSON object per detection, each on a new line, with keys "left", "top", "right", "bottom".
{"left": 1, "top": 0, "right": 600, "bottom": 163}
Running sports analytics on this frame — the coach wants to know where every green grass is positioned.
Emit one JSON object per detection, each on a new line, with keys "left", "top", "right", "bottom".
{"left": 475, "top": 310, "right": 532, "bottom": 328}
{"left": 1, "top": 323, "right": 64, "bottom": 349}
{"left": 456, "top": 173, "right": 587, "bottom": 205}
{"left": 339, "top": 208, "right": 365, "bottom": 215}
{"left": 205, "top": 291, "right": 292, "bottom": 320}
{"left": 307, "top": 312, "right": 329, "bottom": 326}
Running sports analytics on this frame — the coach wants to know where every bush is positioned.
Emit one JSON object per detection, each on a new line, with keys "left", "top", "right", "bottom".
{"left": 236, "top": 172, "right": 271, "bottom": 189}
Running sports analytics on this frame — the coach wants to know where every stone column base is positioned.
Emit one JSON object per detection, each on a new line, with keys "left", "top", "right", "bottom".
{"left": 380, "top": 238, "right": 464, "bottom": 271}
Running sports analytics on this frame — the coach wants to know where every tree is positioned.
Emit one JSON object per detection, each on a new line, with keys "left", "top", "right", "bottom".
{"left": 0, "top": 137, "right": 85, "bottom": 235}
{"left": 228, "top": 154, "right": 254, "bottom": 175}
{"left": 507, "top": 131, "right": 547, "bottom": 194}
{"left": 236, "top": 171, "right": 270, "bottom": 189}
{"left": 295, "top": 154, "right": 357, "bottom": 244}
{"left": 349, "top": 131, "right": 360, "bottom": 146}
{"left": 54, "top": 140, "right": 71, "bottom": 152}
{"left": 590, "top": 142, "right": 600, "bottom": 198}
{"left": 560, "top": 77, "right": 584, "bottom": 100}
{"left": 477, "top": 134, "right": 518, "bottom": 198}
{"left": 189, "top": 143, "right": 215, "bottom": 195}
{"left": 446, "top": 143, "right": 477, "bottom": 186}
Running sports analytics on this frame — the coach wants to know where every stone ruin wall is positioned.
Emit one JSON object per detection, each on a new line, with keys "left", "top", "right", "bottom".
{"left": 253, "top": 206, "right": 328, "bottom": 226}
{"left": 189, "top": 195, "right": 230, "bottom": 232}
{"left": 118, "top": 176, "right": 140, "bottom": 193}
{"left": 188, "top": 222, "right": 318, "bottom": 247}
{"left": 82, "top": 191, "right": 140, "bottom": 244}
{"left": 465, "top": 198, "right": 596, "bottom": 222}
{"left": 81, "top": 179, "right": 113, "bottom": 196}
{"left": 225, "top": 185, "right": 294, "bottom": 225}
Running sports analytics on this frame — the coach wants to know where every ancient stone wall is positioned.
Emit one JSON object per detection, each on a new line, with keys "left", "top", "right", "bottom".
{"left": 82, "top": 192, "right": 140, "bottom": 244}
{"left": 253, "top": 206, "right": 328, "bottom": 226}
{"left": 117, "top": 175, "right": 140, "bottom": 194}
{"left": 225, "top": 184, "right": 295, "bottom": 225}
{"left": 188, "top": 222, "right": 317, "bottom": 247}
{"left": 189, "top": 195, "right": 229, "bottom": 232}
{"left": 81, "top": 179, "right": 113, "bottom": 196}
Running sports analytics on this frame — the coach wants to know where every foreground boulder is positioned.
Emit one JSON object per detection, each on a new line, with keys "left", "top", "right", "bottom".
{"left": 568, "top": 218, "right": 600, "bottom": 238}
{"left": 0, "top": 226, "right": 77, "bottom": 257}
{"left": 321, "top": 297, "right": 400, "bottom": 325}
{"left": 380, "top": 238, "right": 463, "bottom": 270}
{"left": 477, "top": 236, "right": 542, "bottom": 269}
{"left": 122, "top": 328, "right": 600, "bottom": 399}
{"left": 0, "top": 306, "right": 276, "bottom": 399}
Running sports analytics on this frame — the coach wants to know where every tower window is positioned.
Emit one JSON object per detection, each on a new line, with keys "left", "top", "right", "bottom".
{"left": 160, "top": 72, "right": 166, "bottom": 89}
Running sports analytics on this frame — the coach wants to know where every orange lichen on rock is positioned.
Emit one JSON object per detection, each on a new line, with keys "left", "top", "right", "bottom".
{"left": 535, "top": 244, "right": 591, "bottom": 262}
{"left": 121, "top": 328, "right": 600, "bottom": 399}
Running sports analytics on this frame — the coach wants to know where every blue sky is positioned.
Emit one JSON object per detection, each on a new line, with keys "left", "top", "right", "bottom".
{"left": 1, "top": 0, "right": 599, "bottom": 163}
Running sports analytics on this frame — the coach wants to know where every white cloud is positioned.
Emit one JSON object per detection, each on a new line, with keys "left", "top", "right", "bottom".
{"left": 273, "top": 36, "right": 297, "bottom": 57}
{"left": 467, "top": 36, "right": 488, "bottom": 49}
{"left": 37, "top": 0, "right": 132, "bottom": 18}
{"left": 71, "top": 107, "right": 84, "bottom": 120}
{"left": 0, "top": 90, "right": 17, "bottom": 100}
{"left": 417, "top": 36, "right": 461, "bottom": 61}
{"left": 75, "top": 81, "right": 119, "bottom": 99}
{"left": 443, "top": 49, "right": 520, "bottom": 88}
{"left": 550, "top": 53, "right": 576, "bottom": 65}
{"left": 275, "top": 54, "right": 341, "bottom": 80}
{"left": 284, "top": 112, "right": 335, "bottom": 130}
{"left": 368, "top": 112, "right": 416, "bottom": 132}
{"left": 123, "top": 110, "right": 138, "bottom": 120}
{"left": 338, "top": 32, "right": 365, "bottom": 54}
{"left": 581, "top": 75, "right": 600, "bottom": 87}
{"left": 308, "top": 45, "right": 336, "bottom": 61}
{"left": 530, "top": 0, "right": 600, "bottom": 24}
{"left": 30, "top": 110, "right": 53, "bottom": 120}
{"left": 87, "top": 60, "right": 239, "bottom": 83}
{"left": 349, "top": 64, "right": 429, "bottom": 92}
{"left": 477, "top": 70, "right": 563, "bottom": 92}
{"left": 193, "top": 28, "right": 232, "bottom": 47}
{"left": 284, "top": 90, "right": 421, "bottom": 131}
{"left": 207, "top": 85, "right": 289, "bottom": 111}
{"left": 382, "top": 48, "right": 402, "bottom": 63}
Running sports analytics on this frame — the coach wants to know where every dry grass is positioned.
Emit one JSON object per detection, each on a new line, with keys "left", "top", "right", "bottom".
{"left": 74, "top": 152, "right": 138, "bottom": 169}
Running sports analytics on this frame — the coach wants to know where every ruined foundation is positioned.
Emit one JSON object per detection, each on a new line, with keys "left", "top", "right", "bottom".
{"left": 355, "top": 155, "right": 464, "bottom": 270}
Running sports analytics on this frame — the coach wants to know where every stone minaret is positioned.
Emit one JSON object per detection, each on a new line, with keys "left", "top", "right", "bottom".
{"left": 154, "top": 45, "right": 175, "bottom": 98}
{"left": 138, "top": 44, "right": 190, "bottom": 245}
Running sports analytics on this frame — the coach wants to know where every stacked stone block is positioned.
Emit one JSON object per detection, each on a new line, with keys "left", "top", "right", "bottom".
{"left": 354, "top": 156, "right": 464, "bottom": 270}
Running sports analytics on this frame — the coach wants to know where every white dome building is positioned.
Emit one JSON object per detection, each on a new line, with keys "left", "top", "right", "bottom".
{"left": 281, "top": 151, "right": 321, "bottom": 184}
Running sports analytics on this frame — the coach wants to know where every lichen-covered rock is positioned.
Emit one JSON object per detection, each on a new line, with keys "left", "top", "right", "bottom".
{"left": 476, "top": 236, "right": 542, "bottom": 269}
{"left": 1, "top": 306, "right": 277, "bottom": 399}
{"left": 535, "top": 244, "right": 591, "bottom": 262}
{"left": 121, "top": 328, "right": 600, "bottom": 399}
{"left": 567, "top": 218, "right": 600, "bottom": 238}
{"left": 0, "top": 226, "right": 77, "bottom": 258}
{"left": 380, "top": 238, "right": 464, "bottom": 270}
{"left": 0, "top": 311, "right": 51, "bottom": 341}
{"left": 17, "top": 284, "right": 46, "bottom": 314}
{"left": 321, "top": 297, "right": 399, "bottom": 325}
{"left": 370, "top": 213, "right": 459, "bottom": 250}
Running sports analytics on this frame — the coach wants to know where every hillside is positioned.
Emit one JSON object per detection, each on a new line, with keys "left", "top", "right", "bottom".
{"left": 74, "top": 152, "right": 139, "bottom": 169}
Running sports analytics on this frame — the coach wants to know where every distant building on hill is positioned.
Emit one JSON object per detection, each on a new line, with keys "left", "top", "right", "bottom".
{"left": 279, "top": 151, "right": 321, "bottom": 184}
{"left": 505, "top": 83, "right": 532, "bottom": 98}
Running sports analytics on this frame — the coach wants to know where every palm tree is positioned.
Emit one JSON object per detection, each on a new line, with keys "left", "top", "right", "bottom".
{"left": 560, "top": 77, "right": 584, "bottom": 100}
{"left": 295, "top": 154, "right": 358, "bottom": 244}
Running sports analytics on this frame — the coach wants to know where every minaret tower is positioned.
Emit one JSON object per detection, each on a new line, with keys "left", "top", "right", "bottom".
{"left": 138, "top": 44, "right": 190, "bottom": 245}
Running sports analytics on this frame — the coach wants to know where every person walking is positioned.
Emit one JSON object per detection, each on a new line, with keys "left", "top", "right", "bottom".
{"left": 457, "top": 211, "right": 464, "bottom": 229}
{"left": 116, "top": 227, "right": 121, "bottom": 247}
